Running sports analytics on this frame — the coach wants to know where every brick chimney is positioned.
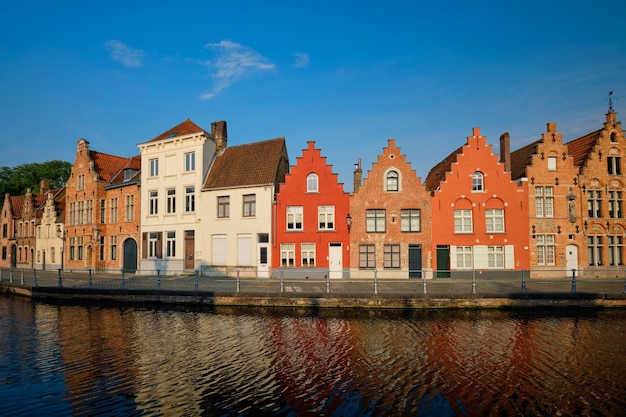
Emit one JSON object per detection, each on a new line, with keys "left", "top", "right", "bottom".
{"left": 353, "top": 158, "right": 362, "bottom": 193}
{"left": 499, "top": 132, "right": 511, "bottom": 172}
{"left": 211, "top": 121, "right": 228, "bottom": 153}
{"left": 40, "top": 179, "right": 50, "bottom": 195}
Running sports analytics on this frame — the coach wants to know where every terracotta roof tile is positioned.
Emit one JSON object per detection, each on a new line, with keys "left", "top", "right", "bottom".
{"left": 203, "top": 138, "right": 288, "bottom": 189}
{"left": 10, "top": 196, "right": 23, "bottom": 218}
{"left": 108, "top": 154, "right": 142, "bottom": 186}
{"left": 90, "top": 150, "right": 133, "bottom": 182}
{"left": 146, "top": 119, "right": 206, "bottom": 143}
{"left": 509, "top": 139, "right": 542, "bottom": 180}
{"left": 424, "top": 146, "right": 462, "bottom": 191}
{"left": 566, "top": 129, "right": 602, "bottom": 167}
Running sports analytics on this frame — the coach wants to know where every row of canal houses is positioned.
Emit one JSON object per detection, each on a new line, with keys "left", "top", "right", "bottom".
{"left": 1, "top": 109, "right": 625, "bottom": 279}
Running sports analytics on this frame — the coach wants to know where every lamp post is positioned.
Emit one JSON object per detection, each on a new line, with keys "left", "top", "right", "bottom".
{"left": 346, "top": 213, "right": 352, "bottom": 232}
{"left": 56, "top": 224, "right": 65, "bottom": 272}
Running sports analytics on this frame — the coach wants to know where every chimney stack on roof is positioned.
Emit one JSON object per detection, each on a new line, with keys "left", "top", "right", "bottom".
{"left": 353, "top": 158, "right": 362, "bottom": 193}
{"left": 212, "top": 121, "right": 228, "bottom": 153}
{"left": 499, "top": 132, "right": 511, "bottom": 173}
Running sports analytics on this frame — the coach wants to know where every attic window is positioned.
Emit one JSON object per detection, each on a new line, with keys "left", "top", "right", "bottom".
{"left": 124, "top": 168, "right": 134, "bottom": 180}
{"left": 167, "top": 132, "right": 178, "bottom": 138}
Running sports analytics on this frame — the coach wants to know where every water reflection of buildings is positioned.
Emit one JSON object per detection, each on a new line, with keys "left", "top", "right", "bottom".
{"left": 57, "top": 306, "right": 141, "bottom": 414}
{"left": 269, "top": 314, "right": 354, "bottom": 416}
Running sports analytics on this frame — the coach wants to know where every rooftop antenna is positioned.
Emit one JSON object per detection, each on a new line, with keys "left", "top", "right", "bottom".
{"left": 608, "top": 90, "right": 617, "bottom": 112}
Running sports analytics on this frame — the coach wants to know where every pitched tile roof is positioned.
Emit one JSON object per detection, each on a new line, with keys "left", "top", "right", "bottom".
{"left": 566, "top": 129, "right": 602, "bottom": 168}
{"left": 509, "top": 139, "right": 542, "bottom": 180}
{"left": 146, "top": 119, "right": 206, "bottom": 143}
{"left": 203, "top": 138, "right": 288, "bottom": 189}
{"left": 108, "top": 154, "right": 142, "bottom": 186}
{"left": 90, "top": 150, "right": 135, "bottom": 182}
{"left": 424, "top": 146, "right": 462, "bottom": 192}
{"left": 10, "top": 196, "right": 23, "bottom": 218}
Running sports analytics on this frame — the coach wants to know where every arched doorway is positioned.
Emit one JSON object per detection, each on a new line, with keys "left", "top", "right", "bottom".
{"left": 10, "top": 244, "right": 16, "bottom": 268}
{"left": 123, "top": 238, "right": 138, "bottom": 273}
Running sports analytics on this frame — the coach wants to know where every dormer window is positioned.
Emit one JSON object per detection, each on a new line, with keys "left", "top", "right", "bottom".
{"left": 472, "top": 172, "right": 484, "bottom": 192}
{"left": 307, "top": 173, "right": 318, "bottom": 192}
{"left": 386, "top": 170, "right": 399, "bottom": 192}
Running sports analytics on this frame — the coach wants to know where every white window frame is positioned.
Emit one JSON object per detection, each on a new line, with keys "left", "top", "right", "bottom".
{"left": 454, "top": 209, "right": 473, "bottom": 233}
{"left": 149, "top": 158, "right": 159, "bottom": 177}
{"left": 401, "top": 209, "right": 421, "bottom": 232}
{"left": 536, "top": 234, "right": 555, "bottom": 265}
{"left": 185, "top": 151, "right": 195, "bottom": 172}
{"left": 609, "top": 235, "right": 623, "bottom": 266}
{"left": 535, "top": 186, "right": 554, "bottom": 217}
{"left": 149, "top": 191, "right": 158, "bottom": 215}
{"left": 307, "top": 173, "right": 318, "bottom": 192}
{"left": 386, "top": 170, "right": 399, "bottom": 192}
{"left": 185, "top": 186, "right": 195, "bottom": 213}
{"left": 301, "top": 243, "right": 316, "bottom": 267}
{"left": 472, "top": 172, "right": 484, "bottom": 192}
{"left": 166, "top": 231, "right": 176, "bottom": 258}
{"left": 456, "top": 246, "right": 473, "bottom": 269}
{"left": 366, "top": 209, "right": 386, "bottom": 233}
{"left": 280, "top": 243, "right": 295, "bottom": 267}
{"left": 318, "top": 206, "right": 335, "bottom": 230}
{"left": 487, "top": 245, "right": 504, "bottom": 269}
{"left": 485, "top": 209, "right": 505, "bottom": 233}
{"left": 287, "top": 206, "right": 303, "bottom": 230}
{"left": 166, "top": 188, "right": 176, "bottom": 214}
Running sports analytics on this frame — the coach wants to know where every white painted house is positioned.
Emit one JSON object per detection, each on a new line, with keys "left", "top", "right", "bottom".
{"left": 200, "top": 138, "right": 289, "bottom": 278}
{"left": 137, "top": 119, "right": 227, "bottom": 274}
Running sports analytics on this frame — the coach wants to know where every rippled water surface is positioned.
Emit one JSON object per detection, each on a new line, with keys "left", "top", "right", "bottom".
{"left": 1, "top": 297, "right": 625, "bottom": 416}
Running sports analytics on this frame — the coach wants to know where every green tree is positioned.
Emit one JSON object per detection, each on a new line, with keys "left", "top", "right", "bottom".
{"left": 0, "top": 160, "right": 72, "bottom": 205}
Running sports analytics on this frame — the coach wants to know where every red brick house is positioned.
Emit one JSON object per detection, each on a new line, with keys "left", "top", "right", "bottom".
{"left": 510, "top": 122, "right": 582, "bottom": 277}
{"left": 65, "top": 139, "right": 141, "bottom": 271}
{"left": 565, "top": 110, "right": 626, "bottom": 276}
{"left": 425, "top": 128, "right": 529, "bottom": 276}
{"left": 0, "top": 194, "right": 23, "bottom": 268}
{"left": 272, "top": 140, "right": 350, "bottom": 278}
{"left": 350, "top": 139, "right": 432, "bottom": 279}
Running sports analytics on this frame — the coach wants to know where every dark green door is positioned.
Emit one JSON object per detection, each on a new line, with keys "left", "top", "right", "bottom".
{"left": 436, "top": 245, "right": 450, "bottom": 278}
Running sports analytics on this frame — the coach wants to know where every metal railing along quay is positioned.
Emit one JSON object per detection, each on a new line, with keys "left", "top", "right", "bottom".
{"left": 1, "top": 267, "right": 626, "bottom": 298}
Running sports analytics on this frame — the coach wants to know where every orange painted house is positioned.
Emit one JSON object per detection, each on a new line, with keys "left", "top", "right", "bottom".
{"left": 425, "top": 128, "right": 529, "bottom": 276}
{"left": 273, "top": 140, "right": 350, "bottom": 278}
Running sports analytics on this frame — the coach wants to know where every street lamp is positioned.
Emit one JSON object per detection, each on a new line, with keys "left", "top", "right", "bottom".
{"left": 56, "top": 225, "right": 65, "bottom": 272}
{"left": 346, "top": 213, "right": 352, "bottom": 232}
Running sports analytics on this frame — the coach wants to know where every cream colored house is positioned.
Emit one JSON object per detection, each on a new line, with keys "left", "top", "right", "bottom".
{"left": 200, "top": 138, "right": 289, "bottom": 278}
{"left": 35, "top": 187, "right": 66, "bottom": 271}
{"left": 137, "top": 119, "right": 227, "bottom": 274}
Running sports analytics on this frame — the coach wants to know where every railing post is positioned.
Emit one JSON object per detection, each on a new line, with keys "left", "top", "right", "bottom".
{"left": 374, "top": 269, "right": 378, "bottom": 295}
{"left": 121, "top": 269, "right": 125, "bottom": 289}
{"left": 571, "top": 269, "right": 577, "bottom": 294}
{"left": 521, "top": 270, "right": 526, "bottom": 294}
{"left": 88, "top": 269, "right": 93, "bottom": 288}
{"left": 157, "top": 269, "right": 161, "bottom": 290}
{"left": 194, "top": 270, "right": 199, "bottom": 292}
{"left": 57, "top": 268, "right": 62, "bottom": 288}
{"left": 236, "top": 269, "right": 240, "bottom": 293}
{"left": 0, "top": 267, "right": 3, "bottom": 282}
{"left": 33, "top": 269, "right": 37, "bottom": 287}
{"left": 20, "top": 269, "right": 24, "bottom": 285}
{"left": 9, "top": 268, "right": 13, "bottom": 283}
{"left": 472, "top": 269, "right": 476, "bottom": 294}
{"left": 326, "top": 272, "right": 330, "bottom": 293}
{"left": 280, "top": 270, "right": 284, "bottom": 293}
{"left": 422, "top": 269, "right": 427, "bottom": 294}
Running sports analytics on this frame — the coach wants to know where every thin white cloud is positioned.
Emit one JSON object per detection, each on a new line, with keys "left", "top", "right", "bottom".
{"left": 293, "top": 52, "right": 310, "bottom": 68}
{"left": 201, "top": 40, "right": 275, "bottom": 99}
{"left": 104, "top": 40, "right": 145, "bottom": 68}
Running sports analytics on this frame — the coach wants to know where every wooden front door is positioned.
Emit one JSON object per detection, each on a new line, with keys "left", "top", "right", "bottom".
{"left": 184, "top": 230, "right": 195, "bottom": 270}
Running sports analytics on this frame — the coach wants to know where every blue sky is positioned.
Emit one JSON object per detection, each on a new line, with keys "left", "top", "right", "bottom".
{"left": 1, "top": 1, "right": 625, "bottom": 189}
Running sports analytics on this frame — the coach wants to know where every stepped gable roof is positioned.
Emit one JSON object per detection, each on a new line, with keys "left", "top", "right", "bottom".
{"left": 89, "top": 150, "right": 132, "bottom": 182}
{"left": 146, "top": 119, "right": 206, "bottom": 143}
{"left": 509, "top": 139, "right": 542, "bottom": 180}
{"left": 566, "top": 129, "right": 602, "bottom": 168}
{"left": 424, "top": 146, "right": 462, "bottom": 192}
{"left": 204, "top": 138, "right": 286, "bottom": 189}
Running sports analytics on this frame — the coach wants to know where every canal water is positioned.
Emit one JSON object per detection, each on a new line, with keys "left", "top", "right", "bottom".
{"left": 1, "top": 296, "right": 625, "bottom": 417}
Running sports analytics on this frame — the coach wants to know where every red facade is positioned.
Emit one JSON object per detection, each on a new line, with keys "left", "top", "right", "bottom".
{"left": 426, "top": 128, "right": 530, "bottom": 274}
{"left": 273, "top": 141, "right": 350, "bottom": 278}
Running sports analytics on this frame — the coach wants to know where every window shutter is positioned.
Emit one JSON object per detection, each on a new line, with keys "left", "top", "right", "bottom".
{"left": 156, "top": 232, "right": 163, "bottom": 259}
{"left": 142, "top": 232, "right": 147, "bottom": 259}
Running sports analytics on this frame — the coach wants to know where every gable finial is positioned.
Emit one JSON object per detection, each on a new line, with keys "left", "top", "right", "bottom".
{"left": 608, "top": 90, "right": 617, "bottom": 112}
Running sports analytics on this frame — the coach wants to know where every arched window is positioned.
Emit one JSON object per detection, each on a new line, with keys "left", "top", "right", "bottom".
{"left": 611, "top": 132, "right": 617, "bottom": 143}
{"left": 307, "top": 173, "right": 318, "bottom": 192}
{"left": 386, "top": 170, "right": 399, "bottom": 191}
{"left": 472, "top": 172, "right": 484, "bottom": 192}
